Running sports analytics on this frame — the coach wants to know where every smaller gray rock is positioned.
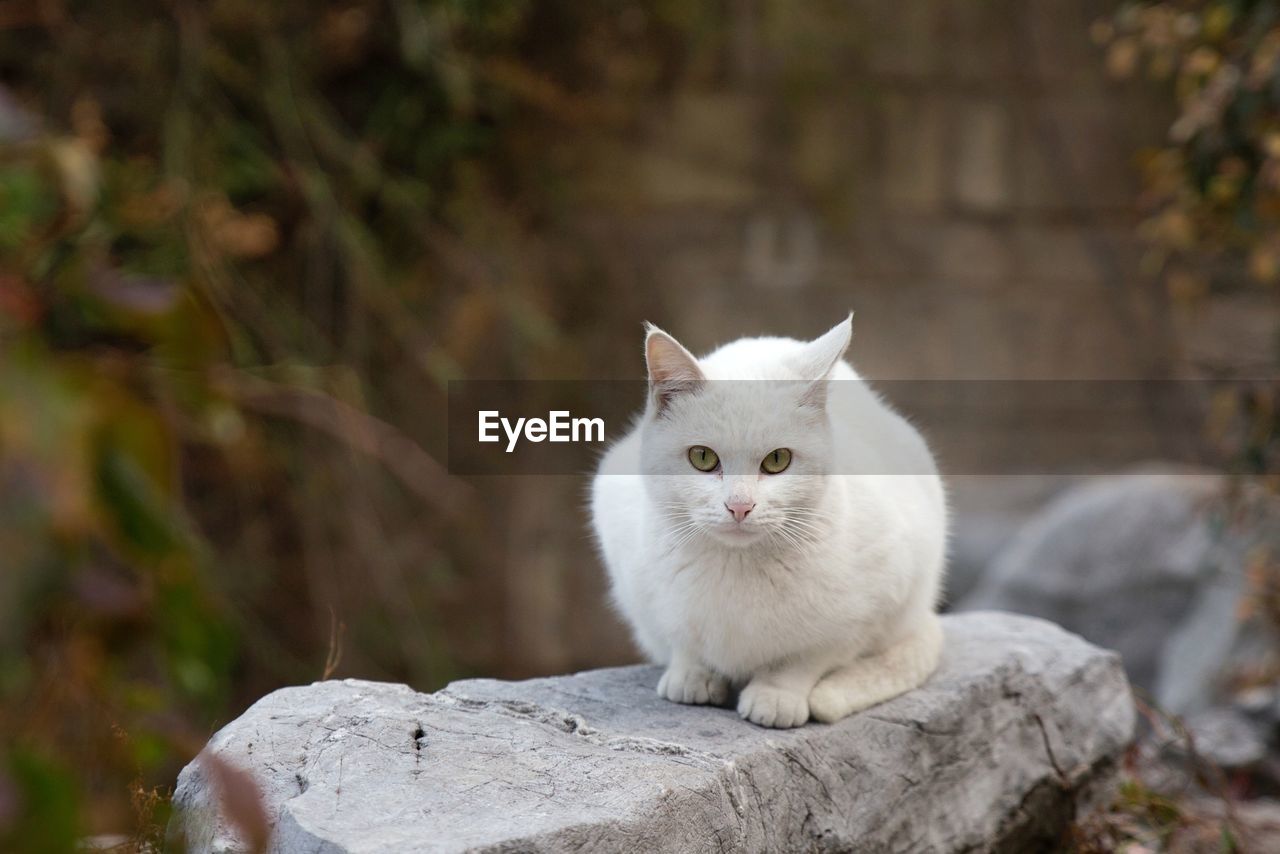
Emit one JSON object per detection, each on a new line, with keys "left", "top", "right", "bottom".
{"left": 1181, "top": 707, "right": 1268, "bottom": 770}
{"left": 960, "top": 472, "right": 1280, "bottom": 717}
{"left": 946, "top": 475, "right": 1082, "bottom": 603}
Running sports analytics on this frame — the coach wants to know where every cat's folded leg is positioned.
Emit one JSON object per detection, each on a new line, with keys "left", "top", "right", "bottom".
{"left": 657, "top": 650, "right": 729, "bottom": 706}
{"left": 807, "top": 612, "right": 943, "bottom": 723}
{"left": 737, "top": 657, "right": 831, "bottom": 729}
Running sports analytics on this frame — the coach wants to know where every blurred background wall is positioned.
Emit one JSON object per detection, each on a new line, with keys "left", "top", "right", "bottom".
{"left": 575, "top": 1, "right": 1175, "bottom": 379}
{"left": 503, "top": 0, "right": 1189, "bottom": 676}
{"left": 3, "top": 0, "right": 1277, "bottom": 847}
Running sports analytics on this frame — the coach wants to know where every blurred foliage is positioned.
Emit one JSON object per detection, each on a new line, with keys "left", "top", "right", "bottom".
{"left": 1093, "top": 9, "right": 1280, "bottom": 853}
{"left": 1074, "top": 699, "right": 1254, "bottom": 853}
{"left": 1100, "top": 3, "right": 1280, "bottom": 486}
{"left": 1101, "top": 1, "right": 1280, "bottom": 323}
{"left": 0, "top": 0, "right": 732, "bottom": 847}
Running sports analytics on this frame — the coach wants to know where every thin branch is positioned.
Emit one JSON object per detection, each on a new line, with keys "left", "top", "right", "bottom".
{"left": 322, "top": 606, "right": 345, "bottom": 680}
{"left": 216, "top": 369, "right": 473, "bottom": 515}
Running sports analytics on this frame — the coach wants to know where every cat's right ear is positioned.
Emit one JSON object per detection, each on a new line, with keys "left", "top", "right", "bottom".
{"left": 797, "top": 313, "right": 853, "bottom": 410}
{"left": 644, "top": 323, "right": 704, "bottom": 415}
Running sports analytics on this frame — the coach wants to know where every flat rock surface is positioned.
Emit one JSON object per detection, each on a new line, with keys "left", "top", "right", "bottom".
{"left": 170, "top": 612, "right": 1133, "bottom": 853}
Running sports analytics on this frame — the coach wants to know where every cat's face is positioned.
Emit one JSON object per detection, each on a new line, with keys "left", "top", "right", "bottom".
{"left": 639, "top": 318, "right": 850, "bottom": 549}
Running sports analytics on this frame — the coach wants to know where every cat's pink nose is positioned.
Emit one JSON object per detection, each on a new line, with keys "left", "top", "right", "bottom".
{"left": 725, "top": 501, "right": 755, "bottom": 523}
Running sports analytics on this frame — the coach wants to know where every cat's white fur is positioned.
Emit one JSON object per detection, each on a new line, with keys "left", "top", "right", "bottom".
{"left": 590, "top": 316, "right": 947, "bottom": 728}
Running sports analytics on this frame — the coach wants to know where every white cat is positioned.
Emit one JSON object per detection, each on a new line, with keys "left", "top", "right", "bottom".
{"left": 590, "top": 316, "right": 947, "bottom": 728}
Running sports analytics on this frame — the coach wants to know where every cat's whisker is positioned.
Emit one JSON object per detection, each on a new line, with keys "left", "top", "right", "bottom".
{"left": 763, "top": 526, "right": 788, "bottom": 555}
{"left": 659, "top": 518, "right": 707, "bottom": 554}
{"left": 665, "top": 531, "right": 703, "bottom": 555}
{"left": 782, "top": 513, "right": 828, "bottom": 527}
{"left": 784, "top": 509, "right": 838, "bottom": 524}
{"left": 785, "top": 516, "right": 835, "bottom": 529}
{"left": 782, "top": 521, "right": 828, "bottom": 544}
{"left": 767, "top": 523, "right": 807, "bottom": 554}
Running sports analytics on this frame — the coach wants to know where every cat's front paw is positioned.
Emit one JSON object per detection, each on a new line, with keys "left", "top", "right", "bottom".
{"left": 807, "top": 680, "right": 858, "bottom": 723}
{"left": 657, "top": 663, "right": 729, "bottom": 706}
{"left": 737, "top": 682, "right": 810, "bottom": 728}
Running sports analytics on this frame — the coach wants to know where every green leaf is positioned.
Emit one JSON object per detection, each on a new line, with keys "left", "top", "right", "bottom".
{"left": 0, "top": 749, "right": 82, "bottom": 854}
{"left": 95, "top": 447, "right": 182, "bottom": 557}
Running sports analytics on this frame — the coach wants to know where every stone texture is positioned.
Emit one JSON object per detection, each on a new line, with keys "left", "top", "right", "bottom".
{"left": 1179, "top": 292, "right": 1280, "bottom": 377}
{"left": 859, "top": 1, "right": 939, "bottom": 77}
{"left": 945, "top": 475, "right": 1084, "bottom": 604}
{"left": 940, "top": 0, "right": 1019, "bottom": 83}
{"left": 1182, "top": 708, "right": 1268, "bottom": 770}
{"left": 1011, "top": 95, "right": 1164, "bottom": 213}
{"left": 881, "top": 93, "right": 946, "bottom": 214}
{"left": 1021, "top": 0, "right": 1118, "bottom": 86}
{"left": 952, "top": 99, "right": 1013, "bottom": 213}
{"left": 170, "top": 612, "right": 1133, "bottom": 853}
{"left": 933, "top": 221, "right": 1017, "bottom": 286}
{"left": 1012, "top": 224, "right": 1114, "bottom": 286}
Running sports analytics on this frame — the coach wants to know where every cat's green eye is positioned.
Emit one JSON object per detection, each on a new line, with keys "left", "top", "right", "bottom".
{"left": 761, "top": 448, "right": 792, "bottom": 474}
{"left": 688, "top": 446, "right": 720, "bottom": 472}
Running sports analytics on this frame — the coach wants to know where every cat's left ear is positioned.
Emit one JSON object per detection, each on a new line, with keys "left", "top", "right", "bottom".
{"left": 797, "top": 313, "right": 852, "bottom": 409}
{"left": 645, "top": 323, "right": 705, "bottom": 415}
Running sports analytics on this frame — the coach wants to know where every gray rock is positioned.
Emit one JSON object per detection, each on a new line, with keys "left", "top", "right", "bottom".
{"left": 959, "top": 472, "right": 1280, "bottom": 716}
{"left": 169, "top": 612, "right": 1133, "bottom": 854}
{"left": 1181, "top": 707, "right": 1267, "bottom": 770}
{"left": 946, "top": 475, "right": 1082, "bottom": 604}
